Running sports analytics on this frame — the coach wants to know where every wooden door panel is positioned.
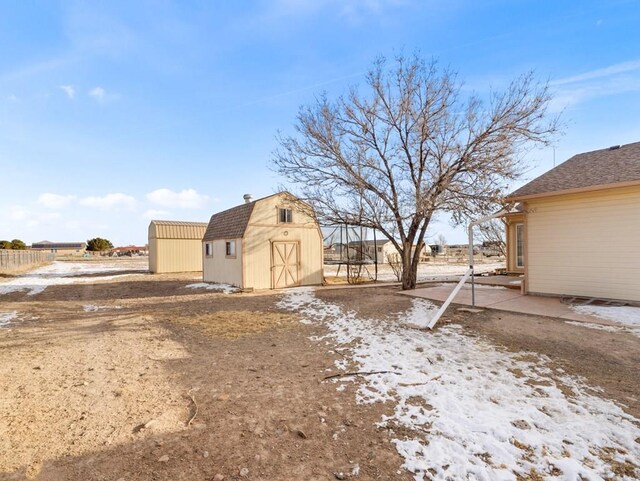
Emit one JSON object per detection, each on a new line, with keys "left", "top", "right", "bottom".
{"left": 272, "top": 242, "right": 299, "bottom": 288}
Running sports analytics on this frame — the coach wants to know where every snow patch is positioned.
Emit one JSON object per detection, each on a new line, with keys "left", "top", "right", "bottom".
{"left": 0, "top": 261, "right": 143, "bottom": 296}
{"left": 402, "top": 298, "right": 438, "bottom": 328}
{"left": 278, "top": 289, "right": 640, "bottom": 481}
{"left": 571, "top": 305, "right": 640, "bottom": 328}
{"left": 323, "top": 261, "right": 505, "bottom": 282}
{"left": 184, "top": 282, "right": 239, "bottom": 294}
{"left": 565, "top": 320, "right": 640, "bottom": 338}
{"left": 83, "top": 305, "right": 123, "bottom": 312}
{"left": 0, "top": 311, "right": 18, "bottom": 327}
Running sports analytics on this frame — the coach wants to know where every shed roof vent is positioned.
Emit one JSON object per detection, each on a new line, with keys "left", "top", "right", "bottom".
{"left": 243, "top": 193, "right": 253, "bottom": 204}
{"left": 609, "top": 145, "right": 621, "bottom": 150}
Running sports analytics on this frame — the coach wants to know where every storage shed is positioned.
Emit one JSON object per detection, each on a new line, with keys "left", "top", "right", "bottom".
{"left": 148, "top": 220, "right": 208, "bottom": 274}
{"left": 202, "top": 192, "right": 323, "bottom": 289}
{"left": 504, "top": 141, "right": 640, "bottom": 302}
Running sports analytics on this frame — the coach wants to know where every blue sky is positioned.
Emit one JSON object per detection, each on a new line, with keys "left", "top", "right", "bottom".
{"left": 1, "top": 0, "right": 639, "bottom": 246}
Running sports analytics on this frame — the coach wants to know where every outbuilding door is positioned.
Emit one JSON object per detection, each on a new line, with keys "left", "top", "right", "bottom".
{"left": 272, "top": 242, "right": 299, "bottom": 288}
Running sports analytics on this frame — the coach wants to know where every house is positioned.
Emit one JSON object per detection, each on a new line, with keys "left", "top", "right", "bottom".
{"left": 202, "top": 192, "right": 323, "bottom": 289}
{"left": 503, "top": 142, "right": 640, "bottom": 302}
{"left": 148, "top": 220, "right": 208, "bottom": 273}
{"left": 109, "top": 245, "right": 148, "bottom": 257}
{"left": 30, "top": 241, "right": 86, "bottom": 256}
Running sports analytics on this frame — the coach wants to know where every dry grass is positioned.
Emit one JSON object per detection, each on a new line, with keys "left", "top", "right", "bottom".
{"left": 598, "top": 447, "right": 638, "bottom": 478}
{"left": 323, "top": 276, "right": 373, "bottom": 285}
{"left": 165, "top": 310, "right": 300, "bottom": 339}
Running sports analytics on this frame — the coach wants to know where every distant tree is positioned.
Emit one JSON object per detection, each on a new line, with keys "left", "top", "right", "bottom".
{"left": 272, "top": 54, "right": 559, "bottom": 289}
{"left": 435, "top": 234, "right": 447, "bottom": 249}
{"left": 0, "top": 240, "right": 12, "bottom": 250}
{"left": 86, "top": 237, "right": 113, "bottom": 252}
{"left": 477, "top": 219, "right": 507, "bottom": 257}
{"left": 10, "top": 239, "right": 27, "bottom": 250}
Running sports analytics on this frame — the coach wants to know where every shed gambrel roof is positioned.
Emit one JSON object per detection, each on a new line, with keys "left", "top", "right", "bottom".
{"left": 148, "top": 220, "right": 208, "bottom": 240}
{"left": 505, "top": 141, "right": 640, "bottom": 200}
{"left": 203, "top": 192, "right": 307, "bottom": 242}
{"left": 203, "top": 202, "right": 256, "bottom": 241}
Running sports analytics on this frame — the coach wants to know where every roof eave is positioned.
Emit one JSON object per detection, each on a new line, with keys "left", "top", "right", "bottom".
{"left": 504, "top": 179, "right": 640, "bottom": 202}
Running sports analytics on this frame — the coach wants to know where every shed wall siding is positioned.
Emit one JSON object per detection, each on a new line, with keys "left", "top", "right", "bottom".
{"left": 526, "top": 185, "right": 640, "bottom": 301}
{"left": 243, "top": 196, "right": 323, "bottom": 290}
{"left": 150, "top": 239, "right": 203, "bottom": 273}
{"left": 202, "top": 239, "right": 243, "bottom": 286}
{"left": 149, "top": 238, "right": 158, "bottom": 272}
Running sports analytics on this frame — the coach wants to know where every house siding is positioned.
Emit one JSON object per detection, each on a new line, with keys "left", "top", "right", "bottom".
{"left": 505, "top": 212, "right": 525, "bottom": 274}
{"left": 525, "top": 185, "right": 640, "bottom": 302}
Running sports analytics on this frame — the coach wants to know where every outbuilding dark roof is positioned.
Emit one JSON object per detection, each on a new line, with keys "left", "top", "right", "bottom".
{"left": 506, "top": 141, "right": 640, "bottom": 200}
{"left": 203, "top": 201, "right": 256, "bottom": 241}
{"left": 31, "top": 241, "right": 86, "bottom": 249}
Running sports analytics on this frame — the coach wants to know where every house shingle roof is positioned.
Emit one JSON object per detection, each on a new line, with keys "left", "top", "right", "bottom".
{"left": 505, "top": 141, "right": 640, "bottom": 200}
{"left": 203, "top": 202, "right": 256, "bottom": 241}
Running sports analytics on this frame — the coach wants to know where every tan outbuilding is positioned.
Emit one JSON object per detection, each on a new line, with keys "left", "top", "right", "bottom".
{"left": 504, "top": 142, "right": 640, "bottom": 302}
{"left": 202, "top": 192, "right": 323, "bottom": 290}
{"left": 148, "top": 220, "right": 208, "bottom": 273}
{"left": 31, "top": 241, "right": 87, "bottom": 257}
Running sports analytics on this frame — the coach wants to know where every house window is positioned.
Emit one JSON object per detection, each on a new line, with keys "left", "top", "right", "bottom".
{"left": 278, "top": 208, "right": 292, "bottom": 223}
{"left": 377, "top": 247, "right": 383, "bottom": 253}
{"left": 225, "top": 240, "right": 236, "bottom": 257}
{"left": 515, "top": 223, "right": 524, "bottom": 268}
{"left": 205, "top": 242, "right": 213, "bottom": 257}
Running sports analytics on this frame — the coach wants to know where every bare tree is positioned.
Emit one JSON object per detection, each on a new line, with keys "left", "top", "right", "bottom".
{"left": 272, "top": 54, "right": 559, "bottom": 289}
{"left": 434, "top": 233, "right": 447, "bottom": 256}
{"left": 477, "top": 218, "right": 507, "bottom": 257}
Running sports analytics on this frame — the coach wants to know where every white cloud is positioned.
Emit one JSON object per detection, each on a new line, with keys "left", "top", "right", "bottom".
{"left": 4, "top": 206, "right": 61, "bottom": 228}
{"left": 79, "top": 193, "right": 136, "bottom": 210}
{"left": 60, "top": 85, "right": 75, "bottom": 99}
{"left": 143, "top": 209, "right": 171, "bottom": 219}
{"left": 146, "top": 188, "right": 209, "bottom": 209}
{"left": 38, "top": 193, "right": 76, "bottom": 209}
{"left": 551, "top": 59, "right": 640, "bottom": 86}
{"left": 548, "top": 59, "right": 640, "bottom": 112}
{"left": 8, "top": 205, "right": 29, "bottom": 221}
{"left": 88, "top": 86, "right": 106, "bottom": 101}
{"left": 7, "top": 94, "right": 19, "bottom": 102}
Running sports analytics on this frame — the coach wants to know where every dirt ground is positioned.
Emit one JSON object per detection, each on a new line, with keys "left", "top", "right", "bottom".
{"left": 0, "top": 259, "right": 638, "bottom": 480}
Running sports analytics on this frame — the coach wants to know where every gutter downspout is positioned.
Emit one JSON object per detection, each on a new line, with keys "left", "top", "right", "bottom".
{"left": 467, "top": 209, "right": 508, "bottom": 307}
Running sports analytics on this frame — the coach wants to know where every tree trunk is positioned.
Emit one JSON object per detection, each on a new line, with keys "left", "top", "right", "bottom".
{"left": 401, "top": 242, "right": 417, "bottom": 290}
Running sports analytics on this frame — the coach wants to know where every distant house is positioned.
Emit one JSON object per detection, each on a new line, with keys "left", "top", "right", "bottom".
{"left": 148, "top": 221, "right": 208, "bottom": 273}
{"left": 504, "top": 142, "right": 640, "bottom": 302}
{"left": 30, "top": 241, "right": 86, "bottom": 256}
{"left": 353, "top": 240, "right": 431, "bottom": 263}
{"left": 109, "top": 245, "right": 148, "bottom": 257}
{"left": 202, "top": 192, "right": 323, "bottom": 290}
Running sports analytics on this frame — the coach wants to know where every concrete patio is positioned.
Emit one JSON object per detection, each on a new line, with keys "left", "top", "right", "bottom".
{"left": 401, "top": 283, "right": 625, "bottom": 326}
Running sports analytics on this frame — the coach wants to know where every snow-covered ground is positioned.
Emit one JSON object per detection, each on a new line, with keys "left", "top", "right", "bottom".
{"left": 0, "top": 311, "right": 18, "bottom": 328}
{"left": 571, "top": 305, "right": 640, "bottom": 328}
{"left": 564, "top": 320, "right": 640, "bottom": 338}
{"left": 278, "top": 288, "right": 640, "bottom": 481}
{"left": 184, "top": 282, "right": 239, "bottom": 294}
{"left": 82, "top": 304, "right": 123, "bottom": 312}
{"left": 0, "top": 261, "right": 145, "bottom": 296}
{"left": 323, "top": 261, "right": 505, "bottom": 282}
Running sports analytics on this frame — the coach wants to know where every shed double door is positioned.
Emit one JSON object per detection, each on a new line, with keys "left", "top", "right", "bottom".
{"left": 272, "top": 242, "right": 299, "bottom": 288}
